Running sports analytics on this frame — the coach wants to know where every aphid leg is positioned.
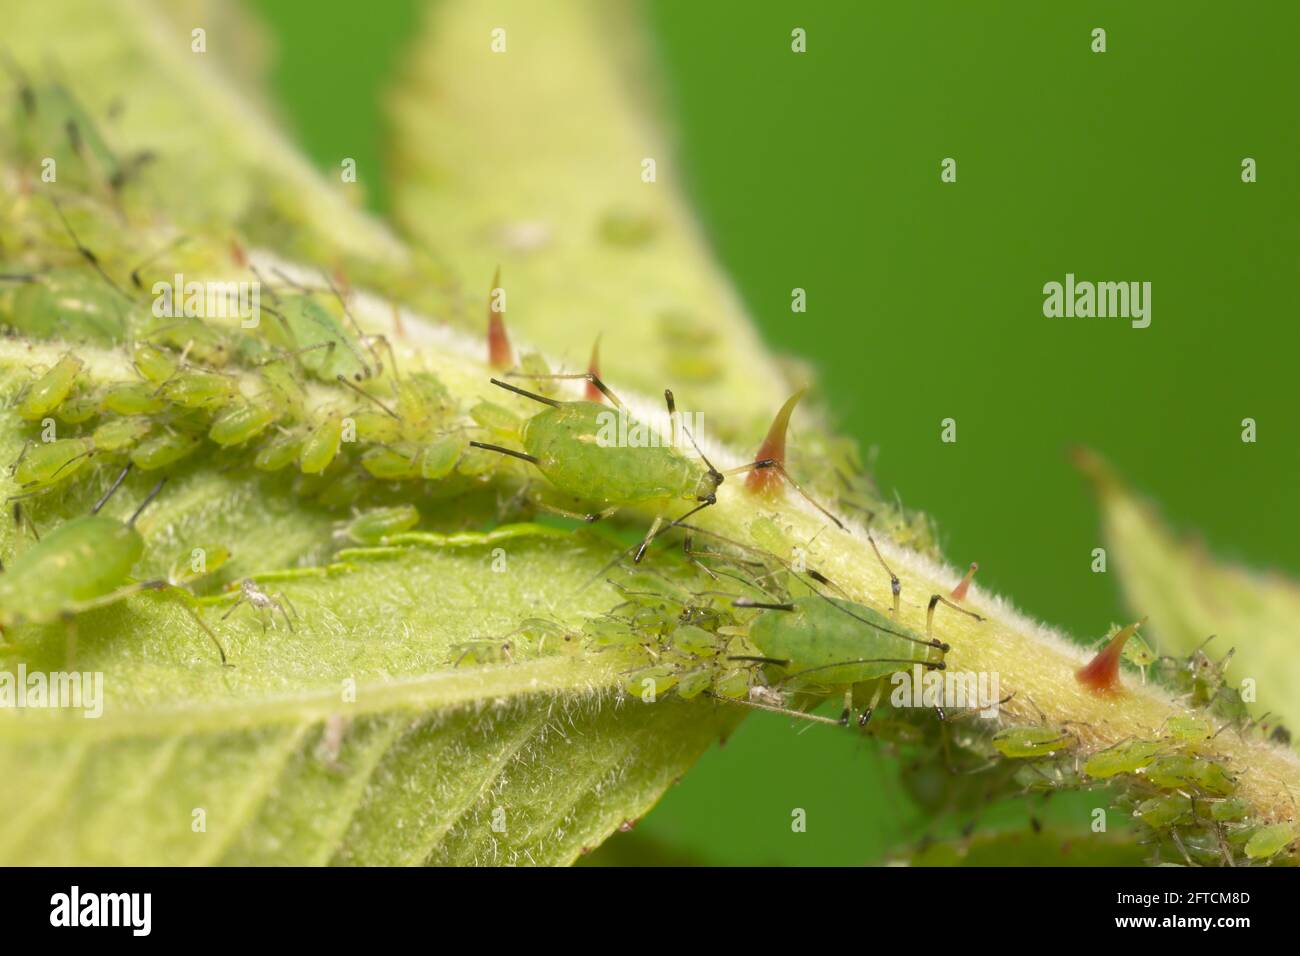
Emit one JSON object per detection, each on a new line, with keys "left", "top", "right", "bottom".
{"left": 703, "top": 691, "right": 843, "bottom": 727}
{"left": 336, "top": 374, "right": 400, "bottom": 420}
{"left": 858, "top": 680, "right": 886, "bottom": 728}
{"left": 839, "top": 688, "right": 854, "bottom": 726}
{"left": 128, "top": 236, "right": 190, "bottom": 290}
{"left": 663, "top": 388, "right": 679, "bottom": 450}
{"left": 62, "top": 579, "right": 229, "bottom": 665}
{"left": 503, "top": 371, "right": 626, "bottom": 410}
{"left": 528, "top": 499, "right": 617, "bottom": 524}
{"left": 7, "top": 440, "right": 32, "bottom": 477}
{"left": 48, "top": 197, "right": 129, "bottom": 301}
{"left": 865, "top": 532, "right": 901, "bottom": 614}
{"left": 725, "top": 457, "right": 845, "bottom": 530}
{"left": 679, "top": 528, "right": 719, "bottom": 581}
{"left": 633, "top": 516, "right": 665, "bottom": 563}
{"left": 925, "top": 594, "right": 984, "bottom": 658}
{"left": 12, "top": 501, "right": 40, "bottom": 543}
{"left": 91, "top": 463, "right": 133, "bottom": 515}
{"left": 273, "top": 591, "right": 299, "bottom": 632}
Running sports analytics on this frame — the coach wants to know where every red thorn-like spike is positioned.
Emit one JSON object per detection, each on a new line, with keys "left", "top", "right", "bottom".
{"left": 586, "top": 335, "right": 603, "bottom": 402}
{"left": 1076, "top": 619, "right": 1144, "bottom": 694}
{"left": 746, "top": 389, "right": 807, "bottom": 496}
{"left": 487, "top": 266, "right": 513, "bottom": 369}
{"left": 230, "top": 238, "right": 248, "bottom": 269}
{"left": 951, "top": 562, "right": 979, "bottom": 601}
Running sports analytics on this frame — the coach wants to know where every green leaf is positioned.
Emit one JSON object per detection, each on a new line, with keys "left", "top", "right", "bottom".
{"left": 0, "top": 355, "right": 733, "bottom": 864}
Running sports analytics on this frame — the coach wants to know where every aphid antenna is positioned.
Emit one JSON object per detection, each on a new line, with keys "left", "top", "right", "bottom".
{"left": 128, "top": 235, "right": 189, "bottom": 290}
{"left": 319, "top": 268, "right": 383, "bottom": 376}
{"left": 336, "top": 373, "right": 400, "bottom": 419}
{"left": 127, "top": 477, "right": 167, "bottom": 528}
{"left": 248, "top": 265, "right": 281, "bottom": 304}
{"left": 90, "top": 463, "right": 133, "bottom": 514}
{"left": 503, "top": 370, "right": 625, "bottom": 410}
{"left": 487, "top": 377, "right": 561, "bottom": 408}
{"left": 47, "top": 196, "right": 131, "bottom": 303}
{"left": 733, "top": 598, "right": 796, "bottom": 612}
{"left": 785, "top": 658, "right": 947, "bottom": 689}
{"left": 665, "top": 388, "right": 722, "bottom": 480}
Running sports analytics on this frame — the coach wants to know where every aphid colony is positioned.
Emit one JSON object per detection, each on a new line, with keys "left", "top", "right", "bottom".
{"left": 3, "top": 72, "right": 1293, "bottom": 866}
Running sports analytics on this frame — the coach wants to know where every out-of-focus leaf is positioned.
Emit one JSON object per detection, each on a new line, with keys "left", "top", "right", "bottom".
{"left": 387, "top": 0, "right": 790, "bottom": 442}
{"left": 1078, "top": 450, "right": 1300, "bottom": 737}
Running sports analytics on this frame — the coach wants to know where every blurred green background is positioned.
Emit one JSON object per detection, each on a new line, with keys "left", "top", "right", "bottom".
{"left": 249, "top": 0, "right": 1300, "bottom": 864}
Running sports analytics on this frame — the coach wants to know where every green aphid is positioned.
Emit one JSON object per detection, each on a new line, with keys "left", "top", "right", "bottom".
{"left": 1135, "top": 794, "right": 1194, "bottom": 829}
{"left": 676, "top": 668, "right": 714, "bottom": 700}
{"left": 144, "top": 319, "right": 231, "bottom": 367}
{"left": 1166, "top": 714, "right": 1213, "bottom": 742}
{"left": 582, "top": 616, "right": 642, "bottom": 648}
{"left": 258, "top": 361, "right": 307, "bottom": 420}
{"left": 131, "top": 430, "right": 202, "bottom": 470}
{"left": 92, "top": 416, "right": 152, "bottom": 452}
{"left": 132, "top": 343, "right": 177, "bottom": 384}
{"left": 1244, "top": 822, "right": 1298, "bottom": 861}
{"left": 470, "top": 377, "right": 725, "bottom": 538}
{"left": 13, "top": 436, "right": 95, "bottom": 491}
{"left": 17, "top": 354, "right": 83, "bottom": 420}
{"left": 455, "top": 444, "right": 499, "bottom": 478}
{"left": 102, "top": 382, "right": 165, "bottom": 416}
{"left": 158, "top": 369, "right": 238, "bottom": 409}
{"left": 516, "top": 353, "right": 559, "bottom": 396}
{"left": 1145, "top": 755, "right": 1236, "bottom": 797}
{"left": 470, "top": 401, "right": 522, "bottom": 436}
{"left": 350, "top": 409, "right": 402, "bottom": 444}
{"left": 264, "top": 295, "right": 373, "bottom": 383}
{"left": 393, "top": 373, "right": 454, "bottom": 431}
{"left": 0, "top": 473, "right": 226, "bottom": 663}
{"left": 992, "top": 725, "right": 1075, "bottom": 759}
{"left": 745, "top": 595, "right": 943, "bottom": 689}
{"left": 253, "top": 433, "right": 303, "bottom": 472}
{"left": 314, "top": 469, "right": 368, "bottom": 509}
{"left": 1083, "top": 739, "right": 1164, "bottom": 778}
{"left": 671, "top": 623, "right": 721, "bottom": 657}
{"left": 209, "top": 400, "right": 276, "bottom": 446}
{"left": 360, "top": 443, "right": 422, "bottom": 481}
{"left": 57, "top": 390, "right": 101, "bottom": 425}
{"left": 3, "top": 269, "right": 131, "bottom": 345}
{"left": 713, "top": 668, "right": 754, "bottom": 700}
{"left": 299, "top": 415, "right": 344, "bottom": 474}
{"left": 1121, "top": 629, "right": 1157, "bottom": 667}
{"left": 451, "top": 640, "right": 514, "bottom": 667}
{"left": 342, "top": 505, "right": 420, "bottom": 545}
{"left": 420, "top": 437, "right": 461, "bottom": 480}
{"left": 1210, "top": 798, "right": 1251, "bottom": 823}
{"left": 624, "top": 665, "right": 679, "bottom": 700}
